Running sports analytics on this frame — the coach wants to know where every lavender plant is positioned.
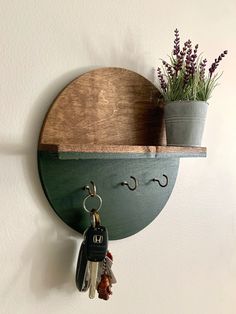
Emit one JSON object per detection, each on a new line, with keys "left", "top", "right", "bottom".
{"left": 157, "top": 29, "right": 228, "bottom": 102}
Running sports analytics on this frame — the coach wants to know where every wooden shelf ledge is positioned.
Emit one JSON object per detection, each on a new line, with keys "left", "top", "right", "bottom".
{"left": 38, "top": 144, "right": 207, "bottom": 159}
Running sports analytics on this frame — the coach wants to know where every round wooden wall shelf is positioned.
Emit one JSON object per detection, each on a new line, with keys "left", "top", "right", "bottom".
{"left": 38, "top": 67, "right": 205, "bottom": 240}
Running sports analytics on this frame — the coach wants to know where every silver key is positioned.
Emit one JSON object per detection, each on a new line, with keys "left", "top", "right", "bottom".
{"left": 89, "top": 261, "right": 99, "bottom": 299}
{"left": 82, "top": 261, "right": 91, "bottom": 291}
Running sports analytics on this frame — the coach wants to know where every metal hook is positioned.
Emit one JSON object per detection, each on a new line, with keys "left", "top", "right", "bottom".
{"left": 121, "top": 176, "right": 138, "bottom": 191}
{"left": 152, "top": 174, "right": 168, "bottom": 187}
{"left": 84, "top": 181, "right": 97, "bottom": 196}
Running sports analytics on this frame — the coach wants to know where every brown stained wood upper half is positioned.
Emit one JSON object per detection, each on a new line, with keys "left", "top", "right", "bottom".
{"left": 39, "top": 67, "right": 165, "bottom": 147}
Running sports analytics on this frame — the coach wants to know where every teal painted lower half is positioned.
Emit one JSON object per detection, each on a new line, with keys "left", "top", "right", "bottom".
{"left": 38, "top": 152, "right": 179, "bottom": 240}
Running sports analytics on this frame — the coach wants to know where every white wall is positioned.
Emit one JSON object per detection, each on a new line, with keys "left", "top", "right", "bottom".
{"left": 0, "top": 1, "right": 236, "bottom": 313}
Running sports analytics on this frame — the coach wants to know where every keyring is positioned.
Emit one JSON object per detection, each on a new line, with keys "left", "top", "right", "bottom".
{"left": 90, "top": 210, "right": 101, "bottom": 228}
{"left": 82, "top": 194, "right": 102, "bottom": 213}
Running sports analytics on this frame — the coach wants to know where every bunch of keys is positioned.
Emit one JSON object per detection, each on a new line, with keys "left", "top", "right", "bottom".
{"left": 76, "top": 182, "right": 116, "bottom": 300}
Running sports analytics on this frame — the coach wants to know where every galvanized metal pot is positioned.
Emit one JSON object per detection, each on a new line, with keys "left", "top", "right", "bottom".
{"left": 164, "top": 100, "right": 208, "bottom": 147}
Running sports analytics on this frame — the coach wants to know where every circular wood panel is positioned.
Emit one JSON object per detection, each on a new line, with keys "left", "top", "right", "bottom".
{"left": 39, "top": 67, "right": 165, "bottom": 147}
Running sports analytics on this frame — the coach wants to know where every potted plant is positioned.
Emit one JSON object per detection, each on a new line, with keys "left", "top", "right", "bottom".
{"left": 156, "top": 29, "right": 228, "bottom": 147}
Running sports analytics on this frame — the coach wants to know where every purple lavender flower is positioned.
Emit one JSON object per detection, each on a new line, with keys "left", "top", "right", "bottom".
{"left": 209, "top": 50, "right": 228, "bottom": 77}
{"left": 157, "top": 29, "right": 228, "bottom": 101}
{"left": 192, "top": 44, "right": 198, "bottom": 63}
{"left": 173, "top": 41, "right": 189, "bottom": 75}
{"left": 199, "top": 58, "right": 207, "bottom": 80}
{"left": 183, "top": 47, "right": 193, "bottom": 84}
{"left": 186, "top": 39, "right": 192, "bottom": 49}
{"left": 174, "top": 56, "right": 184, "bottom": 75}
{"left": 157, "top": 67, "right": 167, "bottom": 92}
{"left": 173, "top": 28, "right": 180, "bottom": 56}
{"left": 162, "top": 60, "right": 174, "bottom": 78}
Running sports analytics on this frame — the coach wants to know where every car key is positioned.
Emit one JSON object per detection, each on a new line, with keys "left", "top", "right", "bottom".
{"left": 75, "top": 240, "right": 90, "bottom": 292}
{"left": 85, "top": 212, "right": 108, "bottom": 299}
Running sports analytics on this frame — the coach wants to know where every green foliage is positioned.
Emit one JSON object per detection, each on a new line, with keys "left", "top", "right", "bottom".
{"left": 162, "top": 59, "right": 221, "bottom": 102}
{"left": 156, "top": 29, "right": 227, "bottom": 103}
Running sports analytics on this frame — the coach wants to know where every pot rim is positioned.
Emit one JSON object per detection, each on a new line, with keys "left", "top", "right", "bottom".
{"left": 165, "top": 100, "right": 209, "bottom": 106}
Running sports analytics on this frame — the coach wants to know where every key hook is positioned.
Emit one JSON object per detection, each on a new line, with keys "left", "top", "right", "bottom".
{"left": 153, "top": 174, "right": 168, "bottom": 187}
{"left": 84, "top": 181, "right": 97, "bottom": 196}
{"left": 121, "top": 176, "right": 138, "bottom": 191}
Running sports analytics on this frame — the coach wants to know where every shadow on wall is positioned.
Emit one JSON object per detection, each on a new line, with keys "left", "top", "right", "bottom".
{"left": 23, "top": 226, "right": 78, "bottom": 297}
{"left": 1, "top": 225, "right": 79, "bottom": 299}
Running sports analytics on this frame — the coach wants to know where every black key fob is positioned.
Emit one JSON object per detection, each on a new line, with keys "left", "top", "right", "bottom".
{"left": 75, "top": 241, "right": 90, "bottom": 291}
{"left": 85, "top": 225, "right": 108, "bottom": 262}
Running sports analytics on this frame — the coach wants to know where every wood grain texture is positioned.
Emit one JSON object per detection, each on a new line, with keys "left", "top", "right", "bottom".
{"left": 39, "top": 143, "right": 206, "bottom": 156}
{"left": 39, "top": 67, "right": 165, "bottom": 147}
